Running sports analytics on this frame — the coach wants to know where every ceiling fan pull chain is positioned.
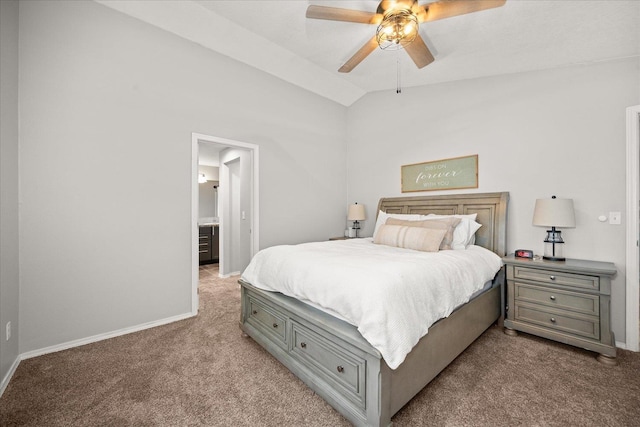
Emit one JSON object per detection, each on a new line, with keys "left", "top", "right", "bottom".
{"left": 396, "top": 50, "right": 402, "bottom": 94}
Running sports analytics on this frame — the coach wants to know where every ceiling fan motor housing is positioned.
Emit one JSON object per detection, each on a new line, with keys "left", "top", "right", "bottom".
{"left": 376, "top": 9, "right": 419, "bottom": 50}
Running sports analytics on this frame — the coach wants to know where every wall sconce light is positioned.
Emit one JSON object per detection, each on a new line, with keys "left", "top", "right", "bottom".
{"left": 532, "top": 195, "right": 576, "bottom": 261}
{"left": 347, "top": 203, "right": 366, "bottom": 238}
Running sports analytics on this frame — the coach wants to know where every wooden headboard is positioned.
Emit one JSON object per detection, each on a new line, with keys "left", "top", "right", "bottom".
{"left": 377, "top": 192, "right": 509, "bottom": 256}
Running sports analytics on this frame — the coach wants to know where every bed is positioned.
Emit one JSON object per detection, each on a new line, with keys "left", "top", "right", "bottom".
{"left": 238, "top": 192, "right": 509, "bottom": 426}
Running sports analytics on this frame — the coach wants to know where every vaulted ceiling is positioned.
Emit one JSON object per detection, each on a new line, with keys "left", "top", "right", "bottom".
{"left": 97, "top": 0, "right": 640, "bottom": 106}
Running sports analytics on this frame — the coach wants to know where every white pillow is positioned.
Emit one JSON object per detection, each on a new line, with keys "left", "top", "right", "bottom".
{"left": 424, "top": 214, "right": 481, "bottom": 250}
{"left": 373, "top": 210, "right": 422, "bottom": 239}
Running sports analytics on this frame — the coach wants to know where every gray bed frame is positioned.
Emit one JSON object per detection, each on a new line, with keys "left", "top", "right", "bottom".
{"left": 239, "top": 192, "right": 509, "bottom": 426}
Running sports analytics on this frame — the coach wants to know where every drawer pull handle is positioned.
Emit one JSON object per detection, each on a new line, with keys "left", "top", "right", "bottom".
{"left": 252, "top": 310, "right": 257, "bottom": 315}
{"left": 549, "top": 275, "right": 556, "bottom": 281}
{"left": 300, "top": 342, "right": 307, "bottom": 349}
{"left": 549, "top": 295, "right": 556, "bottom": 301}
{"left": 550, "top": 317, "right": 556, "bottom": 323}
{"left": 272, "top": 323, "right": 278, "bottom": 328}
{"left": 336, "top": 366, "right": 344, "bottom": 373}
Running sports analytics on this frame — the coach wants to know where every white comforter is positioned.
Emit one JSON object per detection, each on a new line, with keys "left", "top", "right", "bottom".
{"left": 241, "top": 238, "right": 502, "bottom": 370}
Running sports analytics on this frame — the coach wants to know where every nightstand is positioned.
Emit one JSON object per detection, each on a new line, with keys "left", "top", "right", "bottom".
{"left": 502, "top": 254, "right": 617, "bottom": 365}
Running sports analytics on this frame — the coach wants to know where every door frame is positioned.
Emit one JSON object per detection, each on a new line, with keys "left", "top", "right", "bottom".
{"left": 191, "top": 132, "right": 259, "bottom": 314}
{"left": 626, "top": 105, "right": 640, "bottom": 352}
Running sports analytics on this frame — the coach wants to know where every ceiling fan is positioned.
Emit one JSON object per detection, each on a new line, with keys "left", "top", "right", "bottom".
{"left": 306, "top": 0, "right": 506, "bottom": 73}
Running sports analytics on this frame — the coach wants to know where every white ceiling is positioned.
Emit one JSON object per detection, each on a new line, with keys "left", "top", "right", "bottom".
{"left": 98, "top": 0, "right": 639, "bottom": 106}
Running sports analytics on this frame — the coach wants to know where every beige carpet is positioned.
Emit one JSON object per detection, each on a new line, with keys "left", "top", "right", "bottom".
{"left": 1, "top": 264, "right": 639, "bottom": 426}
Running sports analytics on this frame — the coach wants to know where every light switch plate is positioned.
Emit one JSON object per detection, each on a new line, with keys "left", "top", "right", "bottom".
{"left": 609, "top": 211, "right": 621, "bottom": 225}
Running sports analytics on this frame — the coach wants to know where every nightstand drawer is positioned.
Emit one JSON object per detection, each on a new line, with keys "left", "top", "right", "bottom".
{"left": 514, "top": 283, "right": 599, "bottom": 316}
{"left": 514, "top": 303, "right": 600, "bottom": 340}
{"left": 512, "top": 266, "right": 599, "bottom": 290}
{"left": 291, "top": 321, "right": 366, "bottom": 410}
{"left": 246, "top": 296, "right": 288, "bottom": 348}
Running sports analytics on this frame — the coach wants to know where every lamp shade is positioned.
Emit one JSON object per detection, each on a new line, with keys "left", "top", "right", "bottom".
{"left": 532, "top": 197, "right": 576, "bottom": 228}
{"left": 347, "top": 203, "right": 366, "bottom": 221}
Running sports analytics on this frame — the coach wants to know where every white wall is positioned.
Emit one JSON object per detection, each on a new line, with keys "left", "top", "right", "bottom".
{"left": 347, "top": 57, "right": 640, "bottom": 343}
{"left": 198, "top": 182, "right": 218, "bottom": 220}
{"left": 18, "top": 0, "right": 347, "bottom": 354}
{"left": 198, "top": 165, "right": 219, "bottom": 219}
{"left": 0, "top": 0, "right": 21, "bottom": 389}
{"left": 198, "top": 165, "right": 219, "bottom": 182}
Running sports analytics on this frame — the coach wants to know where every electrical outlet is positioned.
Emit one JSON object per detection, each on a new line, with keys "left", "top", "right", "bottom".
{"left": 6, "top": 321, "right": 11, "bottom": 341}
{"left": 609, "top": 212, "right": 621, "bottom": 225}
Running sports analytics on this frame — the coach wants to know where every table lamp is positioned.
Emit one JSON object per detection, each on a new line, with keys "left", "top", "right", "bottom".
{"left": 347, "top": 203, "right": 366, "bottom": 238}
{"left": 532, "top": 195, "right": 576, "bottom": 261}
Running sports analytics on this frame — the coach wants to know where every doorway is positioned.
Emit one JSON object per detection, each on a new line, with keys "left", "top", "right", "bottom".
{"left": 191, "top": 133, "right": 260, "bottom": 315}
{"left": 626, "top": 105, "right": 640, "bottom": 352}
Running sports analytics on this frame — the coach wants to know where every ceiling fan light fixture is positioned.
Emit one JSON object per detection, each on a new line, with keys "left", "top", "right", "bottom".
{"left": 307, "top": 0, "right": 505, "bottom": 73}
{"left": 376, "top": 9, "right": 419, "bottom": 50}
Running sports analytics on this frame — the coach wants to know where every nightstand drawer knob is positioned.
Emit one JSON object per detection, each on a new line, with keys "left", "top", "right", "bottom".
{"left": 549, "top": 275, "right": 556, "bottom": 281}
{"left": 273, "top": 323, "right": 278, "bottom": 328}
{"left": 550, "top": 295, "right": 556, "bottom": 301}
{"left": 337, "top": 366, "right": 344, "bottom": 373}
{"left": 550, "top": 317, "right": 556, "bottom": 323}
{"left": 300, "top": 342, "right": 307, "bottom": 349}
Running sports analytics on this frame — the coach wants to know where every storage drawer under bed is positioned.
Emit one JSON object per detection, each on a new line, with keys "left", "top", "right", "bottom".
{"left": 245, "top": 296, "right": 288, "bottom": 349}
{"left": 290, "top": 320, "right": 366, "bottom": 411}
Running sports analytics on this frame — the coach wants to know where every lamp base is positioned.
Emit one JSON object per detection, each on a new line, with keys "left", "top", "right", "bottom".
{"left": 543, "top": 228, "right": 565, "bottom": 261}
{"left": 352, "top": 220, "right": 360, "bottom": 238}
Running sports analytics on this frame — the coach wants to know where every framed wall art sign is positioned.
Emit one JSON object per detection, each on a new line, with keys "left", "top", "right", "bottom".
{"left": 401, "top": 155, "right": 478, "bottom": 193}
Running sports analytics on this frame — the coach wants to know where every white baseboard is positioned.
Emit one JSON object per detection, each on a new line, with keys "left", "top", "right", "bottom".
{"left": 616, "top": 340, "right": 630, "bottom": 351}
{"left": 0, "top": 355, "right": 21, "bottom": 398}
{"left": 219, "top": 271, "right": 241, "bottom": 279}
{"left": 20, "top": 311, "right": 196, "bottom": 361}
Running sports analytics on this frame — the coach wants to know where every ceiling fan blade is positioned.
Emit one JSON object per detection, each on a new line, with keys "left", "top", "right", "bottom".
{"left": 306, "top": 5, "right": 380, "bottom": 24}
{"left": 338, "top": 36, "right": 379, "bottom": 73}
{"left": 420, "top": 0, "right": 506, "bottom": 22}
{"left": 403, "top": 34, "right": 435, "bottom": 68}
